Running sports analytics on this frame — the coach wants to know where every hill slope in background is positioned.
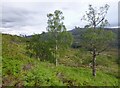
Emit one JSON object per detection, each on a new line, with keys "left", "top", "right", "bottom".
{"left": 2, "top": 33, "right": 119, "bottom": 86}
{"left": 69, "top": 27, "right": 118, "bottom": 48}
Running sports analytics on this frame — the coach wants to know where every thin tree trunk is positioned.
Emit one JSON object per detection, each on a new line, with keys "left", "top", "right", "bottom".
{"left": 92, "top": 49, "right": 96, "bottom": 76}
{"left": 55, "top": 39, "right": 58, "bottom": 66}
{"left": 56, "top": 56, "right": 58, "bottom": 66}
{"left": 92, "top": 21, "right": 96, "bottom": 76}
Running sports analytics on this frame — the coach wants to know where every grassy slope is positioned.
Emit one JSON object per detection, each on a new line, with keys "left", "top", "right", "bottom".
{"left": 2, "top": 34, "right": 118, "bottom": 86}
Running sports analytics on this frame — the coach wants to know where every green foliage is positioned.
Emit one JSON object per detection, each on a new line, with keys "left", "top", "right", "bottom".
{"left": 3, "top": 56, "right": 118, "bottom": 86}
{"left": 3, "top": 58, "right": 21, "bottom": 76}
{"left": 2, "top": 34, "right": 26, "bottom": 59}
{"left": 81, "top": 28, "right": 116, "bottom": 53}
{"left": 26, "top": 34, "right": 55, "bottom": 63}
{"left": 55, "top": 65, "right": 118, "bottom": 86}
{"left": 70, "top": 27, "right": 118, "bottom": 49}
{"left": 79, "top": 28, "right": 116, "bottom": 76}
{"left": 47, "top": 10, "right": 73, "bottom": 65}
{"left": 74, "top": 49, "right": 91, "bottom": 65}
{"left": 24, "top": 61, "right": 64, "bottom": 86}
{"left": 2, "top": 36, "right": 118, "bottom": 86}
{"left": 47, "top": 10, "right": 66, "bottom": 32}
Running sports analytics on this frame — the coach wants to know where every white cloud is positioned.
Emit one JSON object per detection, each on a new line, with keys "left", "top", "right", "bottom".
{"left": 1, "top": 26, "right": 46, "bottom": 35}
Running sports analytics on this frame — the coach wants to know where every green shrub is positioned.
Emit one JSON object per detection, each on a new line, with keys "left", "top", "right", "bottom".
{"left": 23, "top": 63, "right": 64, "bottom": 86}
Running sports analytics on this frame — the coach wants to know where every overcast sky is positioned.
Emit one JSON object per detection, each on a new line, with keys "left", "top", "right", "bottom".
{"left": 0, "top": 0, "right": 119, "bottom": 35}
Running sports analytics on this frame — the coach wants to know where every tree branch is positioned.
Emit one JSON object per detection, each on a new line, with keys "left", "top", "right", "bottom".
{"left": 96, "top": 46, "right": 109, "bottom": 55}
{"left": 96, "top": 16, "right": 105, "bottom": 26}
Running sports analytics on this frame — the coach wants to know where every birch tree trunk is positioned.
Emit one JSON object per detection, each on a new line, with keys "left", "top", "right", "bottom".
{"left": 55, "top": 40, "right": 58, "bottom": 66}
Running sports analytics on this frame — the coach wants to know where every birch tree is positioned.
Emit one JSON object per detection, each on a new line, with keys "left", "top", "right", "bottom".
{"left": 47, "top": 10, "right": 73, "bottom": 66}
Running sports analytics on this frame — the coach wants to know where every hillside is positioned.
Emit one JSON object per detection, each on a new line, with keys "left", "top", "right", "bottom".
{"left": 69, "top": 27, "right": 118, "bottom": 48}
{"left": 2, "top": 33, "right": 119, "bottom": 87}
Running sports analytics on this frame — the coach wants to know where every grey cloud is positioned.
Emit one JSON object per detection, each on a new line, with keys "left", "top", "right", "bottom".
{"left": 1, "top": 1, "right": 118, "bottom": 35}
{"left": 1, "top": 4, "right": 41, "bottom": 28}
